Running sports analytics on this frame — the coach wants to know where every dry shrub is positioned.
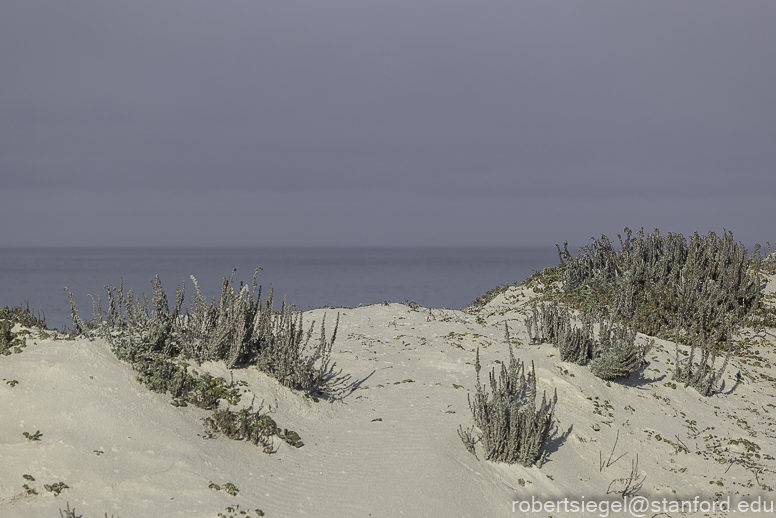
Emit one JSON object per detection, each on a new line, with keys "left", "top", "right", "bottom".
{"left": 461, "top": 346, "right": 556, "bottom": 466}
{"left": 66, "top": 269, "right": 337, "bottom": 393}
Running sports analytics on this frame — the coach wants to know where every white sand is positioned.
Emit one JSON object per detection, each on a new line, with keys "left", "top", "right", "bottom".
{"left": 2, "top": 275, "right": 775, "bottom": 517}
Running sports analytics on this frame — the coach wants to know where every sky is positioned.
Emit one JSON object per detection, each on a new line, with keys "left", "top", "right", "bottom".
{"left": 2, "top": 1, "right": 775, "bottom": 250}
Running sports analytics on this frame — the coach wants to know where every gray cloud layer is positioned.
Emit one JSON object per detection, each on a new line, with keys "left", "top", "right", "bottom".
{"left": 2, "top": 1, "right": 774, "bottom": 248}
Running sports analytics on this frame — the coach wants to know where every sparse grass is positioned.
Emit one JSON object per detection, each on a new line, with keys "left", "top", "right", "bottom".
{"left": 521, "top": 264, "right": 565, "bottom": 294}
{"left": 467, "top": 282, "right": 519, "bottom": 310}
{"left": 130, "top": 355, "right": 296, "bottom": 454}
{"left": 58, "top": 503, "right": 120, "bottom": 518}
{"left": 606, "top": 455, "right": 645, "bottom": 497}
{"left": 21, "top": 474, "right": 38, "bottom": 496}
{"left": 58, "top": 503, "right": 80, "bottom": 518}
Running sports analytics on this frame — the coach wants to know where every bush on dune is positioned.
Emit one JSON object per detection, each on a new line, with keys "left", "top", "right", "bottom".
{"left": 521, "top": 228, "right": 773, "bottom": 395}
{"left": 460, "top": 343, "right": 557, "bottom": 467}
{"left": 65, "top": 269, "right": 338, "bottom": 394}
{"left": 551, "top": 228, "right": 763, "bottom": 338}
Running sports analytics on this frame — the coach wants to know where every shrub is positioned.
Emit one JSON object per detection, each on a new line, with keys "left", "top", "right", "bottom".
{"left": 559, "top": 325, "right": 593, "bottom": 366}
{"left": 524, "top": 301, "right": 565, "bottom": 345}
{"left": 460, "top": 346, "right": 557, "bottom": 466}
{"left": 525, "top": 300, "right": 594, "bottom": 365}
{"left": 552, "top": 228, "right": 762, "bottom": 340}
{"left": 589, "top": 330, "right": 647, "bottom": 380}
{"left": 588, "top": 301, "right": 653, "bottom": 380}
{"left": 673, "top": 326, "right": 732, "bottom": 396}
{"left": 525, "top": 295, "right": 651, "bottom": 380}
{"left": 762, "top": 246, "right": 776, "bottom": 274}
{"left": 520, "top": 228, "right": 766, "bottom": 389}
{"left": 65, "top": 269, "right": 338, "bottom": 394}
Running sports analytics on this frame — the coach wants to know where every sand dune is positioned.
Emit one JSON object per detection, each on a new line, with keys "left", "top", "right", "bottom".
{"left": 2, "top": 277, "right": 775, "bottom": 517}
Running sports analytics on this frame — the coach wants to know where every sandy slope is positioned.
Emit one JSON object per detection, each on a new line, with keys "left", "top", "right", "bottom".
{"left": 1, "top": 277, "right": 775, "bottom": 517}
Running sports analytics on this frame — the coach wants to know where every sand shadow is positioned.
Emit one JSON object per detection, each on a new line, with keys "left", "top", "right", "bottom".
{"left": 615, "top": 365, "right": 665, "bottom": 389}
{"left": 540, "top": 423, "right": 573, "bottom": 466}
{"left": 317, "top": 364, "right": 376, "bottom": 402}
{"left": 718, "top": 377, "right": 739, "bottom": 395}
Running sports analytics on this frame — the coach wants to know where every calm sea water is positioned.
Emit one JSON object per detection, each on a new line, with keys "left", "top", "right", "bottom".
{"left": 0, "top": 247, "right": 559, "bottom": 331}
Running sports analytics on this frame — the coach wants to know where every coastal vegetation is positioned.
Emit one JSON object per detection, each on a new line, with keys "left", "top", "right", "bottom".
{"left": 58, "top": 502, "right": 119, "bottom": 518}
{"left": 0, "top": 304, "right": 48, "bottom": 356}
{"left": 62, "top": 269, "right": 334, "bottom": 457}
{"left": 459, "top": 343, "right": 557, "bottom": 466}
{"left": 2, "top": 227, "right": 774, "bottom": 513}
{"left": 517, "top": 228, "right": 772, "bottom": 394}
{"left": 459, "top": 228, "right": 774, "bottom": 466}
{"left": 64, "top": 268, "right": 338, "bottom": 394}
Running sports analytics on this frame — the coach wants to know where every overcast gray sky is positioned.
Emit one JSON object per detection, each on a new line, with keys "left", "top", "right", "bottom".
{"left": 2, "top": 1, "right": 774, "bottom": 249}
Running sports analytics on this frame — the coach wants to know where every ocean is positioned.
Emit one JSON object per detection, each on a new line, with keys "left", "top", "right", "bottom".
{"left": 0, "top": 247, "right": 559, "bottom": 331}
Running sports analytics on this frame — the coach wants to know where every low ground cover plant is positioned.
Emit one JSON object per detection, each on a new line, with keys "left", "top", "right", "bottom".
{"left": 201, "top": 395, "right": 302, "bottom": 454}
{"left": 129, "top": 354, "right": 300, "bottom": 453}
{"left": 0, "top": 304, "right": 48, "bottom": 329}
{"left": 133, "top": 358, "right": 242, "bottom": 410}
{"left": 0, "top": 304, "right": 48, "bottom": 355}
{"left": 0, "top": 318, "right": 25, "bottom": 356}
